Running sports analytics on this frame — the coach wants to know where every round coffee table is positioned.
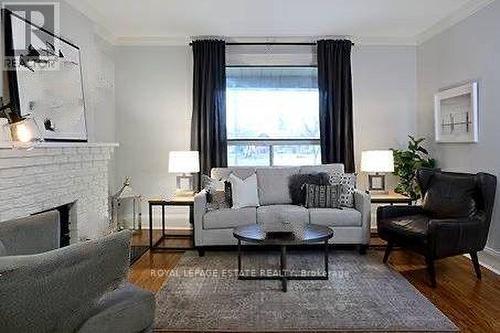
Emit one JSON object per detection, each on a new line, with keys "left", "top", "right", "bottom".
{"left": 233, "top": 223, "right": 334, "bottom": 292}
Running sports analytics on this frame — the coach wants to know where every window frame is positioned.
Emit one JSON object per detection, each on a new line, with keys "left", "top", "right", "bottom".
{"left": 226, "top": 65, "right": 320, "bottom": 167}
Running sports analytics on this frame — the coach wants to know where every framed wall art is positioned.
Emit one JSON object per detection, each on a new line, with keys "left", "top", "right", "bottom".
{"left": 4, "top": 9, "right": 87, "bottom": 142}
{"left": 434, "top": 81, "right": 478, "bottom": 143}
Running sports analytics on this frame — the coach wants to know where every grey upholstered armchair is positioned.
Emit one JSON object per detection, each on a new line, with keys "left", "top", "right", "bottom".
{"left": 0, "top": 211, "right": 155, "bottom": 333}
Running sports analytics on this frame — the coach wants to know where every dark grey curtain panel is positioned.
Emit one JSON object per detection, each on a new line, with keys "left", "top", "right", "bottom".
{"left": 190, "top": 39, "right": 227, "bottom": 188}
{"left": 317, "top": 39, "right": 355, "bottom": 172}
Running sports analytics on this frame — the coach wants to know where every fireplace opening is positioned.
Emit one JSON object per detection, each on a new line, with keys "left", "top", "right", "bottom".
{"left": 34, "top": 203, "right": 75, "bottom": 247}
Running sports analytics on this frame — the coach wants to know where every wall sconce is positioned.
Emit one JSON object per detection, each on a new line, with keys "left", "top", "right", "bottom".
{"left": 0, "top": 97, "right": 43, "bottom": 148}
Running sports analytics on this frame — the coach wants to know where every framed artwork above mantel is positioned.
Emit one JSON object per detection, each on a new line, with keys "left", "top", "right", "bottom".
{"left": 3, "top": 9, "right": 88, "bottom": 142}
{"left": 434, "top": 81, "right": 478, "bottom": 143}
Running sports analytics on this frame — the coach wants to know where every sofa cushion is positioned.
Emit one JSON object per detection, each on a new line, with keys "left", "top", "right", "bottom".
{"left": 300, "top": 164, "right": 344, "bottom": 175}
{"left": 257, "top": 167, "right": 299, "bottom": 205}
{"left": 309, "top": 208, "right": 362, "bottom": 227}
{"left": 257, "top": 205, "right": 309, "bottom": 225}
{"left": 203, "top": 207, "right": 256, "bottom": 230}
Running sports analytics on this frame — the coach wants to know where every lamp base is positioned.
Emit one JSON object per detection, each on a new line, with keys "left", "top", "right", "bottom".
{"left": 368, "top": 173, "right": 387, "bottom": 192}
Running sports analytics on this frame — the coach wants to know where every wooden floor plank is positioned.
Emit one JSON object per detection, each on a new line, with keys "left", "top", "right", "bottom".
{"left": 129, "top": 231, "right": 500, "bottom": 332}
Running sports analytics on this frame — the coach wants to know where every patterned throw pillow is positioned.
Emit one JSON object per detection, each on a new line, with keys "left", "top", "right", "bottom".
{"left": 329, "top": 172, "right": 356, "bottom": 208}
{"left": 304, "top": 184, "right": 341, "bottom": 208}
{"left": 202, "top": 175, "right": 232, "bottom": 210}
{"left": 206, "top": 190, "right": 231, "bottom": 211}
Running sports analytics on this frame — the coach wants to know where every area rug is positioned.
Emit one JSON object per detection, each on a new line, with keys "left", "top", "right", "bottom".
{"left": 154, "top": 250, "right": 457, "bottom": 332}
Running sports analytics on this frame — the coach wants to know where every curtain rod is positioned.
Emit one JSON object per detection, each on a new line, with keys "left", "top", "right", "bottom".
{"left": 188, "top": 41, "right": 354, "bottom": 46}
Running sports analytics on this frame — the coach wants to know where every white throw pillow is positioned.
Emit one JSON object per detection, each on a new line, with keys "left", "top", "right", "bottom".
{"left": 229, "top": 173, "right": 260, "bottom": 209}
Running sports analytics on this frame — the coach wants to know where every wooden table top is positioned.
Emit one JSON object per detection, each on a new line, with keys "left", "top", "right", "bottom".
{"left": 370, "top": 191, "right": 412, "bottom": 203}
{"left": 149, "top": 194, "right": 195, "bottom": 205}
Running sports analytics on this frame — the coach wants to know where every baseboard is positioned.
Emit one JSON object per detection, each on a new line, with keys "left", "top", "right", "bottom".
{"left": 477, "top": 247, "right": 500, "bottom": 275}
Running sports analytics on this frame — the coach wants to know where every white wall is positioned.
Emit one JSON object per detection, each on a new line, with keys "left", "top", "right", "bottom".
{"left": 114, "top": 44, "right": 417, "bottom": 228}
{"left": 417, "top": 0, "right": 500, "bottom": 252}
{"left": 353, "top": 46, "right": 417, "bottom": 190}
{"left": 114, "top": 46, "right": 192, "bottom": 228}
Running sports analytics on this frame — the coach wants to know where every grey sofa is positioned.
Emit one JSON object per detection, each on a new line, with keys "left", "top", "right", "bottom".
{"left": 194, "top": 164, "right": 370, "bottom": 254}
{"left": 0, "top": 211, "right": 155, "bottom": 333}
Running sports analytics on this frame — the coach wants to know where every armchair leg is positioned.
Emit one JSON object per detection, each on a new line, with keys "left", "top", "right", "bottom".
{"left": 425, "top": 256, "right": 437, "bottom": 288}
{"left": 358, "top": 244, "right": 368, "bottom": 255}
{"left": 470, "top": 252, "right": 482, "bottom": 280}
{"left": 383, "top": 242, "right": 393, "bottom": 263}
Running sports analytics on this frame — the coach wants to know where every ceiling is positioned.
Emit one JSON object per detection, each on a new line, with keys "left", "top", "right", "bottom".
{"left": 66, "top": 0, "right": 495, "bottom": 45}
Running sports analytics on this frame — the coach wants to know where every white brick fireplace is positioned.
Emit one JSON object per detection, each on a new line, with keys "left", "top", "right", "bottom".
{"left": 0, "top": 143, "right": 118, "bottom": 242}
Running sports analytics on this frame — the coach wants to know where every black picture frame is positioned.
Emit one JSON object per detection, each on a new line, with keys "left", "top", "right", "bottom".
{"left": 2, "top": 9, "right": 88, "bottom": 142}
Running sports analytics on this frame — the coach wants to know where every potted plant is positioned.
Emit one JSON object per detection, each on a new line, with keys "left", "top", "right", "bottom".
{"left": 393, "top": 136, "right": 436, "bottom": 200}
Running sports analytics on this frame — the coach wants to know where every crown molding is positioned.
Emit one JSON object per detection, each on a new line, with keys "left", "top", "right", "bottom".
{"left": 64, "top": 0, "right": 117, "bottom": 45}
{"left": 416, "top": 0, "right": 496, "bottom": 45}
{"left": 114, "top": 35, "right": 417, "bottom": 47}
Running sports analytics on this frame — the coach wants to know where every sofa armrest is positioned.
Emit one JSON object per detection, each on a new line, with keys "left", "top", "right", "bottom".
{"left": 194, "top": 190, "right": 208, "bottom": 247}
{"left": 428, "top": 214, "right": 487, "bottom": 258}
{"left": 354, "top": 190, "right": 371, "bottom": 244}
{"left": 78, "top": 283, "right": 155, "bottom": 333}
{"left": 0, "top": 230, "right": 132, "bottom": 332}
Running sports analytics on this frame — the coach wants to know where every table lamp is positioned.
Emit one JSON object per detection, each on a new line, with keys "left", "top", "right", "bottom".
{"left": 361, "top": 150, "right": 394, "bottom": 193}
{"left": 168, "top": 151, "right": 200, "bottom": 196}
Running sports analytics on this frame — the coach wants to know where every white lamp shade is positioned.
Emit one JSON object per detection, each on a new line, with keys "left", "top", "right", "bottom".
{"left": 168, "top": 151, "right": 200, "bottom": 173}
{"left": 361, "top": 150, "right": 394, "bottom": 173}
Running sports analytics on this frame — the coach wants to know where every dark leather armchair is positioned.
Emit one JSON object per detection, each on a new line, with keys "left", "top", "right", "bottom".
{"left": 377, "top": 168, "right": 497, "bottom": 287}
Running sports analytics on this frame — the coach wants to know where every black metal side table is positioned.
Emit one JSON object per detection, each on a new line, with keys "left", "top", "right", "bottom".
{"left": 148, "top": 196, "right": 195, "bottom": 251}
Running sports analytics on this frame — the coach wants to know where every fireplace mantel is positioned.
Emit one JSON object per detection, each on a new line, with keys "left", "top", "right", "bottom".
{"left": 0, "top": 142, "right": 118, "bottom": 242}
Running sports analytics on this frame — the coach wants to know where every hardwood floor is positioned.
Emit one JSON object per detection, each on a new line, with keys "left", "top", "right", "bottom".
{"left": 129, "top": 230, "right": 500, "bottom": 332}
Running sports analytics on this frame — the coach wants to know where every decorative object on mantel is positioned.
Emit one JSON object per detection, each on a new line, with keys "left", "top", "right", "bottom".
{"left": 0, "top": 97, "right": 43, "bottom": 148}
{"left": 361, "top": 150, "right": 394, "bottom": 194}
{"left": 168, "top": 151, "right": 200, "bottom": 196}
{"left": 111, "top": 177, "right": 142, "bottom": 231}
{"left": 3, "top": 10, "right": 88, "bottom": 142}
{"left": 392, "top": 136, "right": 436, "bottom": 200}
{"left": 434, "top": 81, "right": 478, "bottom": 143}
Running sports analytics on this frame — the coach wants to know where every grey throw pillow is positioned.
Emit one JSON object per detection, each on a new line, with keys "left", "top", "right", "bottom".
{"left": 304, "top": 184, "right": 341, "bottom": 208}
{"left": 329, "top": 172, "right": 356, "bottom": 207}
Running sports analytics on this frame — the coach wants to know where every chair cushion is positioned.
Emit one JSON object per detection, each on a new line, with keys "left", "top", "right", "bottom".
{"left": 257, "top": 205, "right": 309, "bottom": 225}
{"left": 422, "top": 172, "right": 477, "bottom": 219}
{"left": 378, "top": 214, "right": 429, "bottom": 241}
{"left": 77, "top": 283, "right": 154, "bottom": 333}
{"left": 203, "top": 207, "right": 257, "bottom": 229}
{"left": 257, "top": 168, "right": 299, "bottom": 205}
{"left": 309, "top": 208, "right": 361, "bottom": 227}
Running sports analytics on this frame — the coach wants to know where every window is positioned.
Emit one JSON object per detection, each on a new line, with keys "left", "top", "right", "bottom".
{"left": 226, "top": 67, "right": 320, "bottom": 166}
